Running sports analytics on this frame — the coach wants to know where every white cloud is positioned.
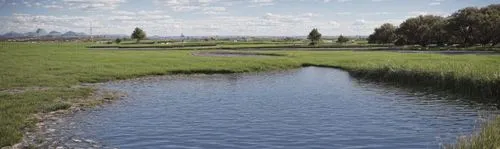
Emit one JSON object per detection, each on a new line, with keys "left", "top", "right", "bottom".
{"left": 0, "top": 14, "right": 92, "bottom": 33}
{"left": 61, "top": 0, "right": 126, "bottom": 11}
{"left": 429, "top": 2, "right": 440, "bottom": 6}
{"left": 2, "top": 0, "right": 451, "bottom": 36}
{"left": 11, "top": 0, "right": 125, "bottom": 11}
{"left": 407, "top": 11, "right": 449, "bottom": 17}
{"left": 154, "top": 0, "right": 228, "bottom": 14}
{"left": 43, "top": 5, "right": 63, "bottom": 9}
{"left": 250, "top": 0, "right": 273, "bottom": 7}
{"left": 359, "top": 12, "right": 391, "bottom": 16}
{"left": 329, "top": 21, "right": 341, "bottom": 28}
{"left": 300, "top": 13, "right": 321, "bottom": 17}
{"left": 262, "top": 13, "right": 312, "bottom": 24}
{"left": 202, "top": 6, "right": 227, "bottom": 14}
{"left": 347, "top": 19, "right": 403, "bottom": 34}
{"left": 336, "top": 12, "right": 352, "bottom": 15}
{"left": 0, "top": 11, "right": 400, "bottom": 36}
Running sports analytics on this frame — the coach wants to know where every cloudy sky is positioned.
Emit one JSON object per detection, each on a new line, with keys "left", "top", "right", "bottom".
{"left": 0, "top": 0, "right": 497, "bottom": 36}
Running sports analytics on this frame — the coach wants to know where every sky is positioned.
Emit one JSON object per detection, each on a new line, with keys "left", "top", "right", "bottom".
{"left": 0, "top": 0, "right": 497, "bottom": 36}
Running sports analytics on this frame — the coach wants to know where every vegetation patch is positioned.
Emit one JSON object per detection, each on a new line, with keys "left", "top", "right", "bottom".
{"left": 87, "top": 43, "right": 218, "bottom": 49}
{"left": 0, "top": 88, "right": 93, "bottom": 146}
{"left": 368, "top": 4, "right": 500, "bottom": 48}
{"left": 446, "top": 117, "right": 500, "bottom": 149}
{"left": 193, "top": 51, "right": 287, "bottom": 57}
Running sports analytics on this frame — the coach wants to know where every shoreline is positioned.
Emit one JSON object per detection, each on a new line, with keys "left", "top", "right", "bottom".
{"left": 2, "top": 88, "right": 125, "bottom": 149}
{"left": 3, "top": 65, "right": 499, "bottom": 148}
{"left": 1, "top": 44, "right": 499, "bottom": 148}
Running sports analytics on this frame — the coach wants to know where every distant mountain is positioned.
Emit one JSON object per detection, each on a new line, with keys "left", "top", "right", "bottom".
{"left": 61, "top": 31, "right": 86, "bottom": 37}
{"left": 76, "top": 32, "right": 87, "bottom": 36}
{"left": 24, "top": 32, "right": 37, "bottom": 37}
{"left": 62, "top": 31, "right": 76, "bottom": 36}
{"left": 35, "top": 28, "right": 48, "bottom": 36}
{"left": 1, "top": 30, "right": 91, "bottom": 39}
{"left": 97, "top": 34, "right": 128, "bottom": 39}
{"left": 48, "top": 31, "right": 62, "bottom": 36}
{"left": 149, "top": 35, "right": 164, "bottom": 39}
{"left": 2, "top": 32, "right": 24, "bottom": 38}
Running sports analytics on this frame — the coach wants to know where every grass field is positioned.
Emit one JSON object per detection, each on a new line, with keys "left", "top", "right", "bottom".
{"left": 1, "top": 42, "right": 499, "bottom": 147}
{"left": 87, "top": 42, "right": 389, "bottom": 50}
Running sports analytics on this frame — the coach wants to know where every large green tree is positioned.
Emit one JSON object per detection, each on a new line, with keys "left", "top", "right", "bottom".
{"left": 446, "top": 7, "right": 481, "bottom": 46}
{"left": 370, "top": 4, "right": 500, "bottom": 47}
{"left": 131, "top": 27, "right": 146, "bottom": 43}
{"left": 477, "top": 4, "right": 500, "bottom": 46}
{"left": 307, "top": 28, "right": 322, "bottom": 45}
{"left": 429, "top": 18, "right": 449, "bottom": 46}
{"left": 368, "top": 23, "right": 397, "bottom": 44}
{"left": 396, "top": 15, "right": 446, "bottom": 47}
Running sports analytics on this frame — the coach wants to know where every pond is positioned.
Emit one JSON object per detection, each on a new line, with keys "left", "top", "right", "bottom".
{"left": 58, "top": 67, "right": 498, "bottom": 149}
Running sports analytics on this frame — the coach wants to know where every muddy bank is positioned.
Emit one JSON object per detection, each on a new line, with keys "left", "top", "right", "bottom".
{"left": 2, "top": 88, "right": 125, "bottom": 149}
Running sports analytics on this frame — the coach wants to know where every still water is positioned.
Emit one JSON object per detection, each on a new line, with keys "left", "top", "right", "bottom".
{"left": 63, "top": 67, "right": 498, "bottom": 149}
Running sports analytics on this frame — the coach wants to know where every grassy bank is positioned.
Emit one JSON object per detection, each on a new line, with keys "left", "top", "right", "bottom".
{"left": 87, "top": 42, "right": 218, "bottom": 48}
{"left": 1, "top": 42, "right": 499, "bottom": 147}
{"left": 87, "top": 42, "right": 391, "bottom": 50}
{"left": 446, "top": 117, "right": 500, "bottom": 149}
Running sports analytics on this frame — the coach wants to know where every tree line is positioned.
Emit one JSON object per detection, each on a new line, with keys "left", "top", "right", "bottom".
{"left": 368, "top": 4, "right": 500, "bottom": 47}
{"left": 307, "top": 28, "right": 350, "bottom": 45}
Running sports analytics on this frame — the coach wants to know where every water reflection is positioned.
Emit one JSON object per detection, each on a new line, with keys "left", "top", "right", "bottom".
{"left": 58, "top": 67, "right": 498, "bottom": 149}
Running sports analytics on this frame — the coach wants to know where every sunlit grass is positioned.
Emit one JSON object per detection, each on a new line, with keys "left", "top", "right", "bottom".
{"left": 445, "top": 117, "right": 500, "bottom": 149}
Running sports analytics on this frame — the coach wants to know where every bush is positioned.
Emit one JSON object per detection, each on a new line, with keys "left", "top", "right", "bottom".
{"left": 115, "top": 38, "right": 122, "bottom": 44}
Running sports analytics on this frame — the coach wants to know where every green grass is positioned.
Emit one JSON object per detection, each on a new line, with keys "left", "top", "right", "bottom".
{"left": 88, "top": 42, "right": 391, "bottom": 50}
{"left": 1, "top": 42, "right": 500, "bottom": 147}
{"left": 446, "top": 117, "right": 500, "bottom": 149}
{"left": 399, "top": 45, "right": 500, "bottom": 51}
{"left": 0, "top": 88, "right": 93, "bottom": 146}
{"left": 295, "top": 51, "right": 500, "bottom": 98}
{"left": 88, "top": 42, "right": 218, "bottom": 48}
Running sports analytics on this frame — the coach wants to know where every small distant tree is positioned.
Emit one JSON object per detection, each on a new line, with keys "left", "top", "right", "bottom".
{"left": 307, "top": 28, "right": 322, "bottom": 46}
{"left": 115, "top": 38, "right": 122, "bottom": 44}
{"left": 35, "top": 28, "right": 46, "bottom": 37}
{"left": 336, "top": 35, "right": 350, "bottom": 44}
{"left": 131, "top": 27, "right": 146, "bottom": 43}
{"left": 180, "top": 33, "right": 185, "bottom": 42}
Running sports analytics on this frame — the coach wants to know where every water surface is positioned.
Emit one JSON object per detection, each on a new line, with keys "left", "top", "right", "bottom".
{"left": 63, "top": 67, "right": 498, "bottom": 149}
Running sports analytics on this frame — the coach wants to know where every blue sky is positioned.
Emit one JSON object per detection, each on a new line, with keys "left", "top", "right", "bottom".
{"left": 0, "top": 0, "right": 497, "bottom": 36}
